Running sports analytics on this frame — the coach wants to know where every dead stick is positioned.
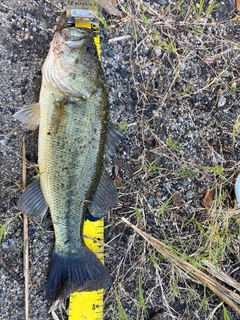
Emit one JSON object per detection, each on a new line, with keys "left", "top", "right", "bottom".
{"left": 44, "top": 0, "right": 63, "bottom": 10}
{"left": 22, "top": 135, "right": 29, "bottom": 320}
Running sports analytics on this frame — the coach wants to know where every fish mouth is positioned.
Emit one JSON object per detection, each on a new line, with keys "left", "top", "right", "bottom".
{"left": 61, "top": 27, "right": 91, "bottom": 42}
{"left": 65, "top": 39, "right": 86, "bottom": 49}
{"left": 54, "top": 27, "right": 94, "bottom": 49}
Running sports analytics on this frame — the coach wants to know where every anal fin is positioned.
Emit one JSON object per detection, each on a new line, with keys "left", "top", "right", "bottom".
{"left": 17, "top": 179, "right": 48, "bottom": 218}
{"left": 86, "top": 170, "right": 119, "bottom": 221}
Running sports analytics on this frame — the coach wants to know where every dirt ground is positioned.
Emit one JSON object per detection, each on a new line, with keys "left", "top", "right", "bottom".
{"left": 0, "top": 0, "right": 240, "bottom": 319}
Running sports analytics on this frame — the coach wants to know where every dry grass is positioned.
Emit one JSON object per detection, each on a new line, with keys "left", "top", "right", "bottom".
{"left": 122, "top": 217, "right": 240, "bottom": 315}
{"left": 103, "top": 0, "right": 240, "bottom": 319}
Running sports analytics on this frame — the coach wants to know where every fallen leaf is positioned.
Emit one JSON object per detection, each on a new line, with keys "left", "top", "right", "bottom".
{"left": 203, "top": 188, "right": 213, "bottom": 209}
{"left": 173, "top": 191, "right": 181, "bottom": 207}
{"left": 236, "top": 0, "right": 240, "bottom": 13}
{"left": 98, "top": 0, "right": 121, "bottom": 16}
{"left": 223, "top": 32, "right": 235, "bottom": 40}
{"left": 24, "top": 33, "right": 30, "bottom": 41}
{"left": 113, "top": 165, "right": 122, "bottom": 187}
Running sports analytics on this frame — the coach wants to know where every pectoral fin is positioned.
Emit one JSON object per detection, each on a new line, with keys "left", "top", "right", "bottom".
{"left": 14, "top": 103, "right": 40, "bottom": 130}
{"left": 86, "top": 171, "right": 119, "bottom": 221}
{"left": 17, "top": 179, "right": 48, "bottom": 218}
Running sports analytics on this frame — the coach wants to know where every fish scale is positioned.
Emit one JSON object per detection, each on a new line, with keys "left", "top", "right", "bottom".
{"left": 38, "top": 57, "right": 108, "bottom": 257}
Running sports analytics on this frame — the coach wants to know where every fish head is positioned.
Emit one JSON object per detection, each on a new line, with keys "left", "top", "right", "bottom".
{"left": 42, "top": 27, "right": 103, "bottom": 99}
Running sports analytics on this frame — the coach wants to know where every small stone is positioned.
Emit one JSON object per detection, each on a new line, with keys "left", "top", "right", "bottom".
{"left": 186, "top": 191, "right": 193, "bottom": 199}
{"left": 116, "top": 68, "right": 128, "bottom": 79}
{"left": 157, "top": 0, "right": 168, "bottom": 5}
{"left": 106, "top": 49, "right": 115, "bottom": 58}
{"left": 113, "top": 54, "right": 120, "bottom": 61}
{"left": 182, "top": 179, "right": 189, "bottom": 187}
{"left": 26, "top": 13, "right": 34, "bottom": 22}
{"left": 0, "top": 140, "right": 6, "bottom": 146}
{"left": 218, "top": 96, "right": 226, "bottom": 107}
{"left": 2, "top": 239, "right": 14, "bottom": 249}
{"left": 154, "top": 46, "right": 162, "bottom": 57}
{"left": 205, "top": 158, "right": 211, "bottom": 165}
{"left": 148, "top": 195, "right": 155, "bottom": 206}
{"left": 144, "top": 103, "right": 156, "bottom": 115}
{"left": 214, "top": 153, "right": 223, "bottom": 164}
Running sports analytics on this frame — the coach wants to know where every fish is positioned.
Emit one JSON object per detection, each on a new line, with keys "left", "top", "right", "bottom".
{"left": 14, "top": 17, "right": 120, "bottom": 302}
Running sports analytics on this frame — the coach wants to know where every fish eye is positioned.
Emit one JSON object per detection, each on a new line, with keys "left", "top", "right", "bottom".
{"left": 86, "top": 46, "right": 97, "bottom": 57}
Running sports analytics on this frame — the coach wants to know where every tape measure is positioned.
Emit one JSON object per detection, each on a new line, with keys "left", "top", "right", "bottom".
{"left": 67, "top": 3, "right": 104, "bottom": 320}
{"left": 66, "top": 1, "right": 101, "bottom": 57}
{"left": 68, "top": 218, "right": 105, "bottom": 320}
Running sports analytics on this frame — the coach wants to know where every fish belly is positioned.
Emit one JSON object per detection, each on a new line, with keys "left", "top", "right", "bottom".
{"left": 38, "top": 80, "right": 108, "bottom": 254}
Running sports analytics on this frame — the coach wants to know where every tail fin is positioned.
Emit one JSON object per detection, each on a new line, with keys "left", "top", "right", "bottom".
{"left": 47, "top": 246, "right": 112, "bottom": 301}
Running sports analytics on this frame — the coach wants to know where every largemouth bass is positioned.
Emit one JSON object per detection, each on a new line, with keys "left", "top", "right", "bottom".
{"left": 14, "top": 19, "right": 119, "bottom": 301}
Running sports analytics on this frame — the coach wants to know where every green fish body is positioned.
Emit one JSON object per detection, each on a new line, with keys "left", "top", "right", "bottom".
{"left": 14, "top": 25, "right": 119, "bottom": 301}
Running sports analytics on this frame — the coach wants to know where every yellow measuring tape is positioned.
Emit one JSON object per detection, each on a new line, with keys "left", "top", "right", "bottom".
{"left": 75, "top": 21, "right": 101, "bottom": 58}
{"left": 67, "top": 3, "right": 104, "bottom": 319}
{"left": 68, "top": 219, "right": 105, "bottom": 319}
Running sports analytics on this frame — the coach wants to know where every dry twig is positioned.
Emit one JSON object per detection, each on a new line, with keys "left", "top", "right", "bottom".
{"left": 98, "top": 0, "right": 121, "bottom": 16}
{"left": 22, "top": 135, "right": 29, "bottom": 320}
{"left": 44, "top": 0, "right": 63, "bottom": 11}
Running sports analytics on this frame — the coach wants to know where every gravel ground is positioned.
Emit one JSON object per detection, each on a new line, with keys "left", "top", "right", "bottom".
{"left": 0, "top": 0, "right": 240, "bottom": 319}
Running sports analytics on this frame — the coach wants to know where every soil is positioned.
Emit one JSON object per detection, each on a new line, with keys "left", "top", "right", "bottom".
{"left": 0, "top": 0, "right": 240, "bottom": 319}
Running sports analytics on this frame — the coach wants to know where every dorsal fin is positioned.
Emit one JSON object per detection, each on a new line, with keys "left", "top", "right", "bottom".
{"left": 104, "top": 123, "right": 122, "bottom": 162}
